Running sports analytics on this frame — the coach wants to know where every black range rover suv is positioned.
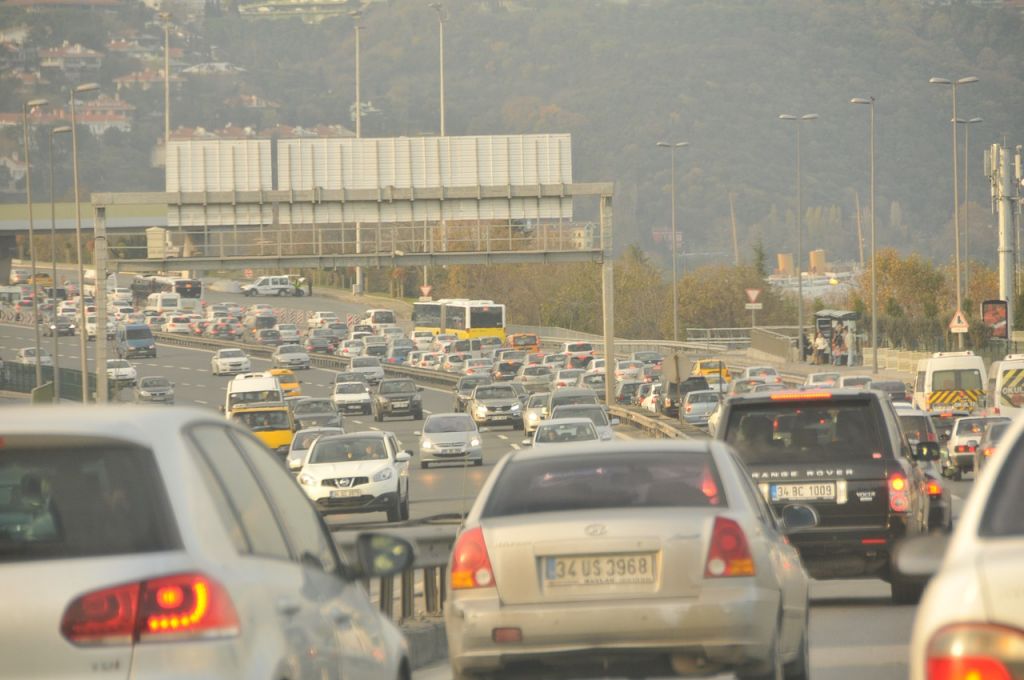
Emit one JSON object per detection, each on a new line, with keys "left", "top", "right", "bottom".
{"left": 715, "top": 388, "right": 939, "bottom": 603}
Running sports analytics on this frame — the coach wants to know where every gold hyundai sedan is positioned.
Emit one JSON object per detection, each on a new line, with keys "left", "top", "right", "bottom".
{"left": 444, "top": 440, "right": 816, "bottom": 680}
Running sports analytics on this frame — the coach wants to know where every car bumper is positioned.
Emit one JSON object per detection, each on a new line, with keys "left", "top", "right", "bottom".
{"left": 472, "top": 411, "right": 523, "bottom": 426}
{"left": 123, "top": 348, "right": 156, "bottom": 358}
{"left": 446, "top": 586, "right": 781, "bottom": 676}
{"left": 422, "top": 445, "right": 482, "bottom": 463}
{"left": 310, "top": 489, "right": 399, "bottom": 514}
{"left": 683, "top": 414, "right": 713, "bottom": 426}
{"left": 950, "top": 453, "right": 975, "bottom": 471}
{"left": 788, "top": 524, "right": 907, "bottom": 580}
{"left": 138, "top": 394, "right": 174, "bottom": 404}
{"left": 335, "top": 399, "right": 371, "bottom": 413}
{"left": 379, "top": 401, "right": 421, "bottom": 416}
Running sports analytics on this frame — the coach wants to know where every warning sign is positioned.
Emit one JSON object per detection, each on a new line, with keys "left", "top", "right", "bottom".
{"left": 745, "top": 288, "right": 762, "bottom": 304}
{"left": 949, "top": 309, "right": 969, "bottom": 334}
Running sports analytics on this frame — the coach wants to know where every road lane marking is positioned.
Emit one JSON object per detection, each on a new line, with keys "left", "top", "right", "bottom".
{"left": 496, "top": 434, "right": 508, "bottom": 440}
{"left": 195, "top": 400, "right": 208, "bottom": 405}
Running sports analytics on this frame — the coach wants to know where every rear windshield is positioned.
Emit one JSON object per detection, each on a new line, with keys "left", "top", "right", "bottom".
{"left": 475, "top": 386, "right": 515, "bottom": 400}
{"left": 231, "top": 410, "right": 290, "bottom": 431}
{"left": 932, "top": 369, "right": 983, "bottom": 391}
{"left": 511, "top": 334, "right": 538, "bottom": 347}
{"left": 898, "top": 415, "right": 933, "bottom": 443}
{"left": 293, "top": 400, "right": 334, "bottom": 415}
{"left": 723, "top": 398, "right": 886, "bottom": 465}
{"left": 0, "top": 441, "right": 178, "bottom": 561}
{"left": 125, "top": 327, "right": 152, "bottom": 340}
{"left": 483, "top": 451, "right": 725, "bottom": 518}
{"left": 551, "top": 393, "right": 599, "bottom": 408}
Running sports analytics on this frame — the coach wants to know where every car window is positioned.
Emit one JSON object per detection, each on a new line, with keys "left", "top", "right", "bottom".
{"left": 188, "top": 425, "right": 290, "bottom": 560}
{"left": 0, "top": 439, "right": 180, "bottom": 562}
{"left": 424, "top": 415, "right": 476, "bottom": 433}
{"left": 231, "top": 432, "right": 340, "bottom": 574}
{"left": 483, "top": 451, "right": 725, "bottom": 517}
{"left": 311, "top": 437, "right": 388, "bottom": 463}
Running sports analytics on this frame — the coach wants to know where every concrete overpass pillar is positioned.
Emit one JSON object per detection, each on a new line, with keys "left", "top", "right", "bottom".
{"left": 0, "top": 234, "right": 18, "bottom": 285}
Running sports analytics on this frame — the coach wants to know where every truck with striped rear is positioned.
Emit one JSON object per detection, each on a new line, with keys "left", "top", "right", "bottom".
{"left": 912, "top": 351, "right": 987, "bottom": 414}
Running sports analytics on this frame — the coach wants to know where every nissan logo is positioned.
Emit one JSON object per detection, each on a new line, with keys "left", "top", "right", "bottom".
{"left": 584, "top": 524, "right": 607, "bottom": 537}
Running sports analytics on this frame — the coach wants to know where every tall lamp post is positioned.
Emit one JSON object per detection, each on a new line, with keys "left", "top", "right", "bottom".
{"left": 159, "top": 12, "right": 172, "bottom": 146}
{"left": 779, "top": 113, "right": 818, "bottom": 362}
{"left": 22, "top": 97, "right": 49, "bottom": 387}
{"left": 49, "top": 125, "right": 71, "bottom": 402}
{"left": 929, "top": 75, "right": 978, "bottom": 350}
{"left": 851, "top": 97, "right": 877, "bottom": 373}
{"left": 428, "top": 2, "right": 447, "bottom": 137}
{"left": 656, "top": 141, "right": 689, "bottom": 343}
{"left": 70, "top": 82, "right": 99, "bottom": 402}
{"left": 349, "top": 9, "right": 363, "bottom": 294}
{"left": 957, "top": 116, "right": 982, "bottom": 293}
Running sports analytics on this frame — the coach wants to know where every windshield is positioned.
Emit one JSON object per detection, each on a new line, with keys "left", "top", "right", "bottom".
{"left": 107, "top": 360, "right": 129, "bottom": 368}
{"left": 220, "top": 349, "right": 245, "bottom": 358}
{"left": 293, "top": 400, "right": 334, "bottom": 415}
{"left": 309, "top": 437, "right": 388, "bottom": 464}
{"left": 483, "top": 451, "right": 724, "bottom": 517}
{"left": 335, "top": 383, "right": 367, "bottom": 394}
{"left": 125, "top": 328, "right": 151, "bottom": 340}
{"left": 424, "top": 415, "right": 476, "bottom": 434}
{"left": 232, "top": 410, "right": 290, "bottom": 431}
{"left": 551, "top": 406, "right": 609, "bottom": 427}
{"left": 475, "top": 387, "right": 515, "bottom": 400}
{"left": 139, "top": 378, "right": 170, "bottom": 389}
{"left": 724, "top": 399, "right": 886, "bottom": 464}
{"left": 228, "top": 389, "right": 282, "bottom": 407}
{"left": 380, "top": 381, "right": 416, "bottom": 394}
{"left": 535, "top": 422, "right": 598, "bottom": 443}
{"left": 932, "top": 369, "right": 983, "bottom": 391}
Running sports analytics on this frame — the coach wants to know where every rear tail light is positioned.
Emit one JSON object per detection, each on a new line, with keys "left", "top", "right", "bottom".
{"left": 927, "top": 623, "right": 1024, "bottom": 680}
{"left": 954, "top": 444, "right": 976, "bottom": 453}
{"left": 451, "top": 527, "right": 496, "bottom": 590}
{"left": 889, "top": 474, "right": 910, "bottom": 513}
{"left": 685, "top": 404, "right": 693, "bottom": 413}
{"left": 61, "top": 573, "right": 239, "bottom": 646}
{"left": 927, "top": 479, "right": 943, "bottom": 496}
{"left": 704, "top": 517, "right": 755, "bottom": 577}
{"left": 983, "top": 447, "right": 996, "bottom": 458}
{"left": 927, "top": 432, "right": 937, "bottom": 442}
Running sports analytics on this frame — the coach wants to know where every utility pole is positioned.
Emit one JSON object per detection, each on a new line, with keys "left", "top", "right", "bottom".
{"left": 854, "top": 190, "right": 865, "bottom": 268}
{"left": 988, "top": 143, "right": 1016, "bottom": 338}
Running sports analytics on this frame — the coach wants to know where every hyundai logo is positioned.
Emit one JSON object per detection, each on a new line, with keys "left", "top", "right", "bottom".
{"left": 584, "top": 524, "right": 607, "bottom": 537}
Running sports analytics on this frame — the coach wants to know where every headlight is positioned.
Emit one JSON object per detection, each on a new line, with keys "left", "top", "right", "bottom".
{"left": 475, "top": 405, "right": 487, "bottom": 417}
{"left": 372, "top": 468, "right": 393, "bottom": 482}
{"left": 421, "top": 439, "right": 433, "bottom": 450}
{"left": 69, "top": 324, "right": 75, "bottom": 329}
{"left": 528, "top": 412, "right": 540, "bottom": 423}
{"left": 139, "top": 391, "right": 150, "bottom": 397}
{"left": 511, "top": 404, "right": 521, "bottom": 412}
{"left": 412, "top": 395, "right": 421, "bottom": 403}
{"left": 288, "top": 458, "right": 302, "bottom": 470}
{"left": 470, "top": 438, "right": 481, "bottom": 447}
{"left": 298, "top": 473, "right": 316, "bottom": 486}
{"left": 49, "top": 324, "right": 56, "bottom": 329}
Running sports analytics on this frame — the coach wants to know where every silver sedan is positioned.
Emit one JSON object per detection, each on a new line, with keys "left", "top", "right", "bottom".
{"left": 445, "top": 440, "right": 816, "bottom": 680}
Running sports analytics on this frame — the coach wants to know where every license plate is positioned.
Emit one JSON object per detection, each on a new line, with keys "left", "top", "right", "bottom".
{"left": 544, "top": 553, "right": 656, "bottom": 587}
{"left": 491, "top": 414, "right": 509, "bottom": 420}
{"left": 330, "top": 489, "right": 360, "bottom": 498}
{"left": 392, "top": 401, "right": 409, "bottom": 408}
{"left": 771, "top": 482, "right": 836, "bottom": 501}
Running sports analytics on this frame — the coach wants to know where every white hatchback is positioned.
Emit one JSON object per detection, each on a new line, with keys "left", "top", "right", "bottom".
{"left": 0, "top": 407, "right": 414, "bottom": 680}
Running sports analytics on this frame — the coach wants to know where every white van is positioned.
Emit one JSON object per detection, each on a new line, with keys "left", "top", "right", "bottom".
{"left": 913, "top": 351, "right": 987, "bottom": 413}
{"left": 363, "top": 308, "right": 397, "bottom": 333}
{"left": 986, "top": 353, "right": 1024, "bottom": 417}
{"left": 145, "top": 292, "right": 181, "bottom": 315}
{"left": 241, "top": 275, "right": 298, "bottom": 297}
{"left": 223, "top": 374, "right": 284, "bottom": 416}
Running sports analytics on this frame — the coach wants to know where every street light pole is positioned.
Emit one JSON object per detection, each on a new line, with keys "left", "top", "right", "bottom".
{"left": 159, "top": 12, "right": 171, "bottom": 147}
{"left": 851, "top": 97, "right": 877, "bottom": 373}
{"left": 779, "top": 113, "right": 818, "bottom": 362}
{"left": 349, "top": 10, "right": 363, "bottom": 294}
{"left": 22, "top": 97, "right": 48, "bottom": 387}
{"left": 49, "top": 125, "right": 71, "bottom": 402}
{"left": 429, "top": 2, "right": 446, "bottom": 136}
{"left": 657, "top": 141, "right": 688, "bottom": 343}
{"left": 957, "top": 117, "right": 982, "bottom": 294}
{"left": 930, "top": 76, "right": 978, "bottom": 350}
{"left": 70, "top": 83, "right": 99, "bottom": 402}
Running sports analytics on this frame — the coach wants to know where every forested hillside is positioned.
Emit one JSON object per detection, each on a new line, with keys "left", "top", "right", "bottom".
{"left": 4, "top": 0, "right": 1023, "bottom": 270}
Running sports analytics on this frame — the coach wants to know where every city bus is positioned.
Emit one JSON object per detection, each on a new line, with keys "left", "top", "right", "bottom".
{"left": 412, "top": 299, "right": 506, "bottom": 342}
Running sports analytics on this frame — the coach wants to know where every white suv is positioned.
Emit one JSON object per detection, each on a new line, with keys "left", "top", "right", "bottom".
{"left": 308, "top": 311, "right": 341, "bottom": 329}
{"left": 240, "top": 275, "right": 298, "bottom": 297}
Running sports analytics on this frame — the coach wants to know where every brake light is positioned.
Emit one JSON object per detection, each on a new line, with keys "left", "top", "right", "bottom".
{"left": 927, "top": 623, "right": 1024, "bottom": 680}
{"left": 983, "top": 447, "right": 996, "bottom": 458}
{"left": 927, "top": 480, "right": 943, "bottom": 496}
{"left": 954, "top": 444, "right": 976, "bottom": 453}
{"left": 704, "top": 517, "right": 754, "bottom": 577}
{"left": 61, "top": 573, "right": 239, "bottom": 646}
{"left": 451, "top": 527, "right": 496, "bottom": 590}
{"left": 685, "top": 404, "right": 693, "bottom": 413}
{"left": 771, "top": 391, "right": 832, "bottom": 401}
{"left": 889, "top": 474, "right": 910, "bottom": 512}
{"left": 927, "top": 432, "right": 937, "bottom": 442}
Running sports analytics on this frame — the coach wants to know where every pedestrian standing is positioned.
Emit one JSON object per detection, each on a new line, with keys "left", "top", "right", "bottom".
{"left": 306, "top": 275, "right": 313, "bottom": 297}
{"left": 813, "top": 331, "right": 826, "bottom": 365}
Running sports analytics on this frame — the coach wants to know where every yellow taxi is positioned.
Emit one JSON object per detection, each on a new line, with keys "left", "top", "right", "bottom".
{"left": 267, "top": 368, "right": 302, "bottom": 397}
{"left": 28, "top": 272, "right": 53, "bottom": 286}
{"left": 228, "top": 403, "right": 295, "bottom": 457}
{"left": 692, "top": 359, "right": 731, "bottom": 383}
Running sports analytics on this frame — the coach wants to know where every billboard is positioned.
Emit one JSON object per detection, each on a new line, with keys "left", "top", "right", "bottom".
{"left": 982, "top": 299, "right": 1008, "bottom": 339}
{"left": 276, "top": 134, "right": 573, "bottom": 225}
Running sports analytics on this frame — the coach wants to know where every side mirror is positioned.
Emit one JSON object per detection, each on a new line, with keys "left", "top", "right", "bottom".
{"left": 395, "top": 452, "right": 412, "bottom": 463}
{"left": 940, "top": 432, "right": 951, "bottom": 442}
{"left": 403, "top": 449, "right": 415, "bottom": 457}
{"left": 913, "top": 441, "right": 941, "bottom": 462}
{"left": 521, "top": 439, "right": 533, "bottom": 446}
{"left": 353, "top": 533, "right": 414, "bottom": 578}
{"left": 780, "top": 504, "right": 818, "bottom": 533}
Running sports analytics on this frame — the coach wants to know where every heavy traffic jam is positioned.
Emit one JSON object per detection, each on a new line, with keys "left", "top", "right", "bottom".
{"left": 2, "top": 275, "right": 1023, "bottom": 680}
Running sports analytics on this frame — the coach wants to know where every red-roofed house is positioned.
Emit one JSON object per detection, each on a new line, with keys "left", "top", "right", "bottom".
{"left": 38, "top": 41, "right": 103, "bottom": 77}
{"left": 114, "top": 68, "right": 183, "bottom": 92}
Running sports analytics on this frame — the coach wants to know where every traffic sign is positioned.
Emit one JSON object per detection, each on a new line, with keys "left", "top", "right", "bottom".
{"left": 949, "top": 309, "right": 969, "bottom": 334}
{"left": 745, "top": 288, "right": 762, "bottom": 304}
{"left": 420, "top": 285, "right": 433, "bottom": 297}
{"left": 244, "top": 268, "right": 253, "bottom": 278}
{"left": 745, "top": 303, "right": 763, "bottom": 310}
